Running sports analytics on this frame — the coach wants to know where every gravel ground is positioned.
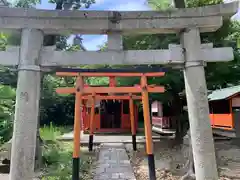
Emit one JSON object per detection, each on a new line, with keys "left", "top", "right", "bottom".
{"left": 126, "top": 138, "right": 240, "bottom": 180}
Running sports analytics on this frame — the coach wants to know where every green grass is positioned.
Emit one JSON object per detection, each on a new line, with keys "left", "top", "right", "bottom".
{"left": 39, "top": 123, "right": 96, "bottom": 180}
{"left": 40, "top": 122, "right": 72, "bottom": 142}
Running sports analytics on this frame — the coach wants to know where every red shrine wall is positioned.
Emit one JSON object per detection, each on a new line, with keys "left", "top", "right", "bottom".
{"left": 82, "top": 101, "right": 139, "bottom": 133}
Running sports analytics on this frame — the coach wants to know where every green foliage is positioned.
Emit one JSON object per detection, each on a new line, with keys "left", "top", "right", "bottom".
{"left": 0, "top": 85, "right": 15, "bottom": 144}
{"left": 40, "top": 125, "right": 94, "bottom": 180}
{"left": 85, "top": 77, "right": 109, "bottom": 86}
{"left": 204, "top": 20, "right": 240, "bottom": 89}
{"left": 0, "top": 31, "right": 21, "bottom": 53}
{"left": 148, "top": 0, "right": 223, "bottom": 9}
{"left": 55, "top": 36, "right": 69, "bottom": 51}
{"left": 186, "top": 0, "right": 222, "bottom": 7}
{"left": 40, "top": 123, "right": 72, "bottom": 141}
{"left": 10, "top": 0, "right": 40, "bottom": 8}
{"left": 0, "top": 33, "right": 8, "bottom": 51}
{"left": 41, "top": 142, "right": 94, "bottom": 180}
{"left": 40, "top": 74, "right": 75, "bottom": 126}
{"left": 40, "top": 123, "right": 62, "bottom": 141}
{"left": 148, "top": 0, "right": 172, "bottom": 10}
{"left": 49, "top": 0, "right": 95, "bottom": 9}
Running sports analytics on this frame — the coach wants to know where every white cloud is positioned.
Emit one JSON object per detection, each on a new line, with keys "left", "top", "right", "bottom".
{"left": 89, "top": 0, "right": 113, "bottom": 9}
{"left": 224, "top": 0, "right": 237, "bottom": 3}
{"left": 107, "top": 0, "right": 150, "bottom": 11}
{"left": 83, "top": 35, "right": 107, "bottom": 51}
{"left": 108, "top": 2, "right": 150, "bottom": 11}
{"left": 94, "top": 0, "right": 109, "bottom": 5}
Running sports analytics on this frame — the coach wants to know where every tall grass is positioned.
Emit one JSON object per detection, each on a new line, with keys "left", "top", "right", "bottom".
{"left": 40, "top": 122, "right": 62, "bottom": 142}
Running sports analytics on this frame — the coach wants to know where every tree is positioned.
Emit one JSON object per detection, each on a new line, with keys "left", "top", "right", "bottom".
{"left": 49, "top": 0, "right": 95, "bottom": 10}
{"left": 148, "top": 0, "right": 173, "bottom": 10}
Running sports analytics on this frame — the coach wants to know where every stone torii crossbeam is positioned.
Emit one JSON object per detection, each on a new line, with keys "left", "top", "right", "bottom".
{"left": 0, "top": 1, "right": 238, "bottom": 180}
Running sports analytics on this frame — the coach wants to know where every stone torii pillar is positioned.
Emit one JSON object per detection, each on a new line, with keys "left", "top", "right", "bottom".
{"left": 181, "top": 28, "right": 218, "bottom": 179}
{"left": 9, "top": 28, "right": 43, "bottom": 180}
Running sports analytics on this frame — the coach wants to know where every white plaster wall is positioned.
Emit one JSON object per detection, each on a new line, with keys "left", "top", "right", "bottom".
{"left": 151, "top": 101, "right": 163, "bottom": 116}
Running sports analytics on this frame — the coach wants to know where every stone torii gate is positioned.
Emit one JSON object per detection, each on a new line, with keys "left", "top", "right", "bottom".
{"left": 0, "top": 2, "right": 238, "bottom": 180}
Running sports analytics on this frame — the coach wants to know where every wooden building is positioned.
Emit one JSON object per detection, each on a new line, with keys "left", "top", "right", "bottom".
{"left": 82, "top": 98, "right": 139, "bottom": 133}
{"left": 151, "top": 100, "right": 176, "bottom": 135}
{"left": 208, "top": 85, "right": 240, "bottom": 137}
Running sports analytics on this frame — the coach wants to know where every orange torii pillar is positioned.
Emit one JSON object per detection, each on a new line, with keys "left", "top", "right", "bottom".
{"left": 129, "top": 94, "right": 137, "bottom": 151}
{"left": 88, "top": 94, "right": 95, "bottom": 152}
{"left": 141, "top": 75, "right": 156, "bottom": 180}
{"left": 72, "top": 76, "right": 83, "bottom": 180}
{"left": 82, "top": 101, "right": 87, "bottom": 131}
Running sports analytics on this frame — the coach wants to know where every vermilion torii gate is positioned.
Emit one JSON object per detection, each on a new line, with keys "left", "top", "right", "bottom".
{"left": 0, "top": 2, "right": 237, "bottom": 180}
{"left": 55, "top": 70, "right": 165, "bottom": 180}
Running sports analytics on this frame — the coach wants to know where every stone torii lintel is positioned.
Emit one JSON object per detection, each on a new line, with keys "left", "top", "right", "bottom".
{"left": 0, "top": 2, "right": 237, "bottom": 34}
{"left": 1, "top": 43, "right": 233, "bottom": 67}
{"left": 168, "top": 43, "right": 234, "bottom": 64}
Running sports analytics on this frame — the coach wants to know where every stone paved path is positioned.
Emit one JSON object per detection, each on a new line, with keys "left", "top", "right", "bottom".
{"left": 94, "top": 143, "right": 136, "bottom": 180}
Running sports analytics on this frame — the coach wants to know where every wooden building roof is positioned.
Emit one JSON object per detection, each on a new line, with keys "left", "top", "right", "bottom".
{"left": 208, "top": 85, "right": 240, "bottom": 101}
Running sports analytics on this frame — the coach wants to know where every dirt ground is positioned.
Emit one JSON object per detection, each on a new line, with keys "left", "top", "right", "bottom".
{"left": 126, "top": 138, "right": 240, "bottom": 180}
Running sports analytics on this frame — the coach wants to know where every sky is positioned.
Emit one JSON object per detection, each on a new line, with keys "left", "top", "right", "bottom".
{"left": 36, "top": 0, "right": 150, "bottom": 50}
{"left": 35, "top": 0, "right": 240, "bottom": 51}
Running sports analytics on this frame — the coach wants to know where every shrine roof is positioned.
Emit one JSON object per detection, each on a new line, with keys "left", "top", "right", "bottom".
{"left": 208, "top": 85, "right": 240, "bottom": 101}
